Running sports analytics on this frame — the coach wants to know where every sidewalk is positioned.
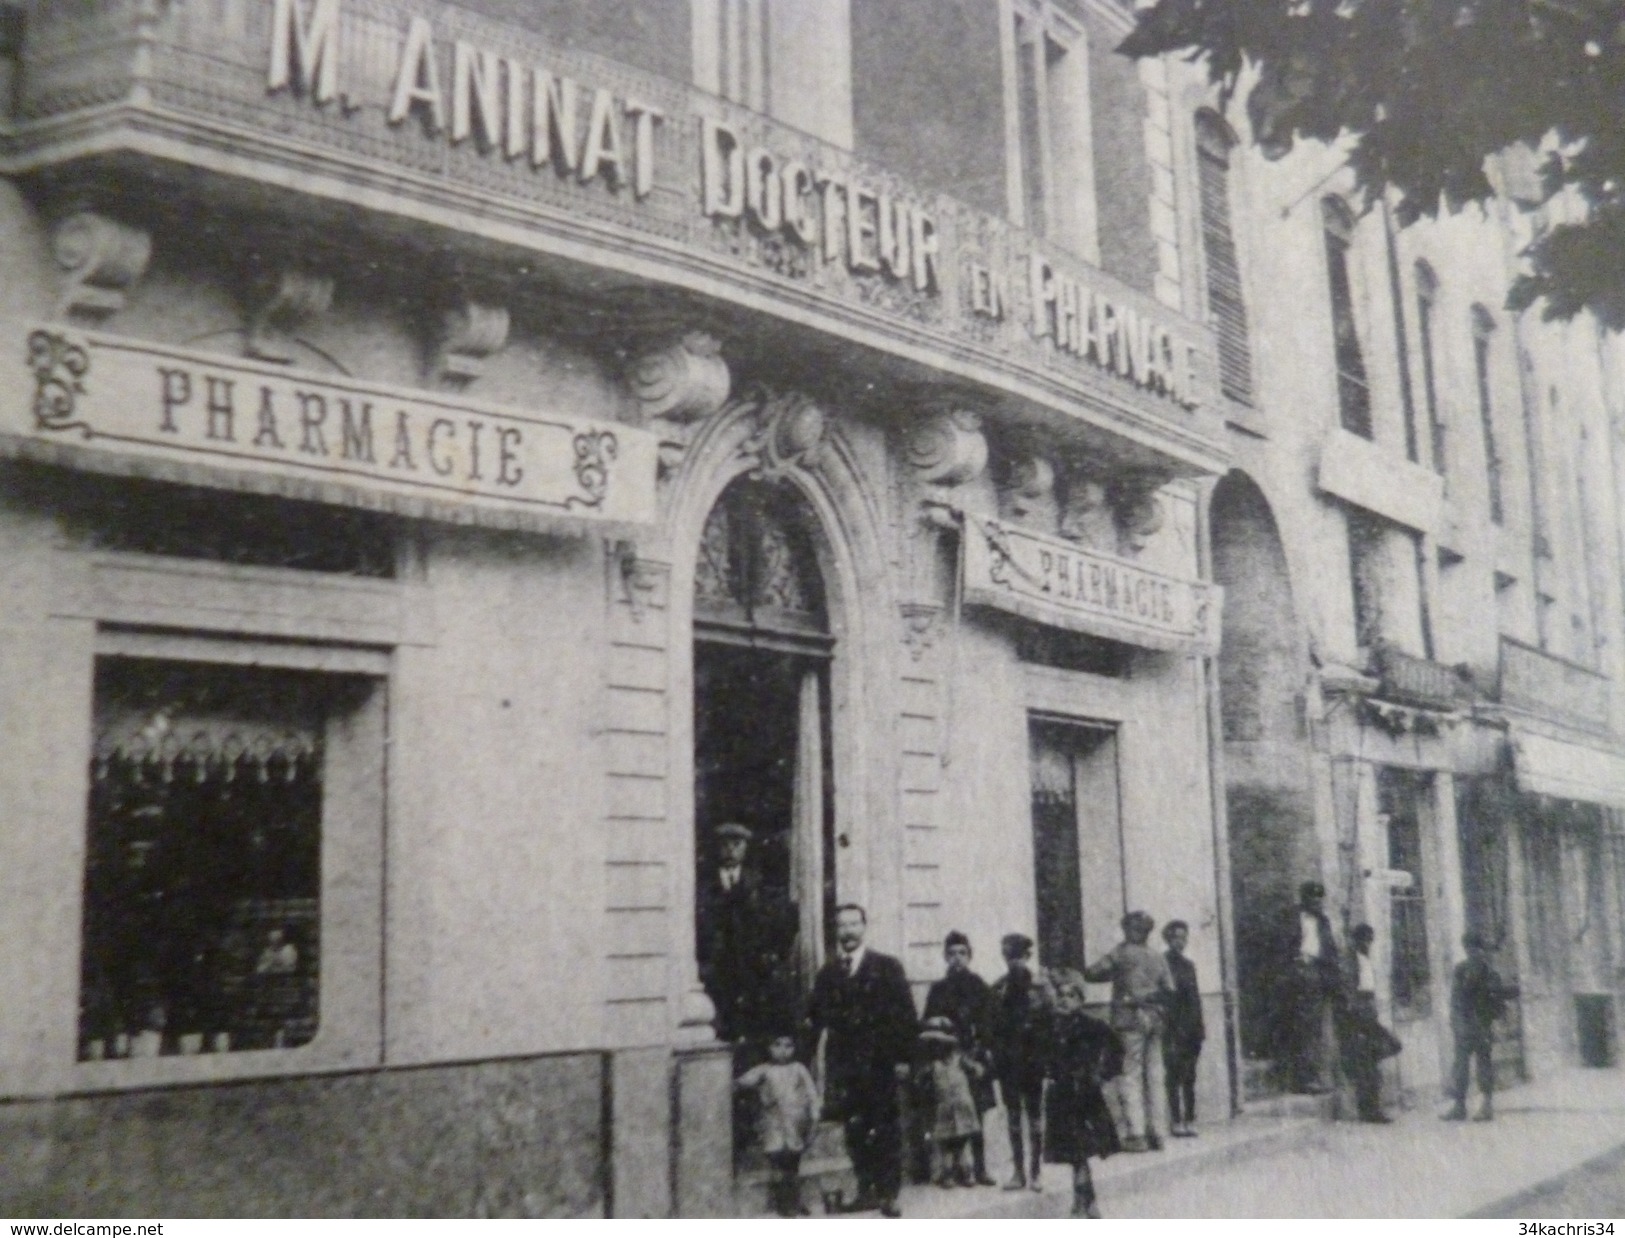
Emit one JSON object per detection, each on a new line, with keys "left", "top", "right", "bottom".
{"left": 889, "top": 1066, "right": 1625, "bottom": 1219}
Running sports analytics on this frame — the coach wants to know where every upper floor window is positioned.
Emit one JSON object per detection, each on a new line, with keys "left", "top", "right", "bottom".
{"left": 1322, "top": 197, "right": 1372, "bottom": 439}
{"left": 1006, "top": 1, "right": 1097, "bottom": 261}
{"left": 1195, "top": 111, "right": 1252, "bottom": 405}
{"left": 693, "top": 0, "right": 852, "bottom": 148}
{"left": 1415, "top": 262, "right": 1446, "bottom": 476}
{"left": 1472, "top": 305, "right": 1505, "bottom": 525}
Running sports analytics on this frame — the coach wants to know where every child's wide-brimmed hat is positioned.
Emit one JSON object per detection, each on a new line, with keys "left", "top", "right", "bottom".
{"left": 918, "top": 1016, "right": 959, "bottom": 1045}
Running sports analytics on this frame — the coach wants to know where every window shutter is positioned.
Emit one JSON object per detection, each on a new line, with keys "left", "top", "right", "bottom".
{"left": 1196, "top": 118, "right": 1253, "bottom": 406}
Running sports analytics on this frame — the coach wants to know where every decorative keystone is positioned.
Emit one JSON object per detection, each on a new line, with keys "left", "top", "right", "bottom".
{"left": 52, "top": 211, "right": 152, "bottom": 321}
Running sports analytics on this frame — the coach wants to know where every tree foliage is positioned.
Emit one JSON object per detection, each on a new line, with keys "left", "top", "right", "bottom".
{"left": 1119, "top": 0, "right": 1625, "bottom": 325}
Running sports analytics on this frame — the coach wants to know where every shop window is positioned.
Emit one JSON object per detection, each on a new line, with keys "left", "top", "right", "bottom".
{"left": 66, "top": 475, "right": 394, "bottom": 577}
{"left": 1008, "top": 1, "right": 1096, "bottom": 259}
{"left": 1380, "top": 767, "right": 1433, "bottom": 1019}
{"left": 1028, "top": 717, "right": 1122, "bottom": 973}
{"left": 1472, "top": 305, "right": 1505, "bottom": 525}
{"left": 1415, "top": 262, "right": 1446, "bottom": 476}
{"left": 1195, "top": 111, "right": 1252, "bottom": 405}
{"left": 79, "top": 657, "right": 376, "bottom": 1062}
{"left": 1322, "top": 197, "right": 1372, "bottom": 439}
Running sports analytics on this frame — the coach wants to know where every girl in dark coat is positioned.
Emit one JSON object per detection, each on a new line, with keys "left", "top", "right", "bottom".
{"left": 1044, "top": 969, "right": 1123, "bottom": 1218}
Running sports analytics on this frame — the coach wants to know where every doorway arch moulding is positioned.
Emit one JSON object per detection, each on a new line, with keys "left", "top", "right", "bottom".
{"left": 616, "top": 366, "right": 904, "bottom": 1041}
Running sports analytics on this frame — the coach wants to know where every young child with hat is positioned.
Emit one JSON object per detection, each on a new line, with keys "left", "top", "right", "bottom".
{"left": 917, "top": 1015, "right": 982, "bottom": 1188}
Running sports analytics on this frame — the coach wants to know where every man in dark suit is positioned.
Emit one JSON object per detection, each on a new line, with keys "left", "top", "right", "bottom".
{"left": 1161, "top": 919, "right": 1205, "bottom": 1137}
{"left": 1443, "top": 932, "right": 1518, "bottom": 1122}
{"left": 1275, "top": 880, "right": 1340, "bottom": 1093}
{"left": 697, "top": 822, "right": 792, "bottom": 1043}
{"left": 807, "top": 903, "right": 917, "bottom": 1217}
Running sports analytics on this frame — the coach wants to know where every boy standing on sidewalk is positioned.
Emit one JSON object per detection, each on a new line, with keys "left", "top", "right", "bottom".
{"left": 989, "top": 933, "right": 1055, "bottom": 1191}
{"left": 1085, "top": 911, "right": 1174, "bottom": 1151}
{"left": 1443, "top": 933, "right": 1518, "bottom": 1122}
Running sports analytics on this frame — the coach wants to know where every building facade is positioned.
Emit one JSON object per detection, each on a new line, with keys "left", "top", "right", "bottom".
{"left": 0, "top": 0, "right": 1239, "bottom": 1215}
{"left": 1190, "top": 76, "right": 1625, "bottom": 1104}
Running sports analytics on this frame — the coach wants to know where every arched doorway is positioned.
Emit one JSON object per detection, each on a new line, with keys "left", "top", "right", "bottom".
{"left": 691, "top": 474, "right": 835, "bottom": 1045}
{"left": 1210, "top": 471, "right": 1316, "bottom": 1061}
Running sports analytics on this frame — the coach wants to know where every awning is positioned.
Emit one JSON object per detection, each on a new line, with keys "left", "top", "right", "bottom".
{"left": 1511, "top": 727, "right": 1625, "bottom": 809}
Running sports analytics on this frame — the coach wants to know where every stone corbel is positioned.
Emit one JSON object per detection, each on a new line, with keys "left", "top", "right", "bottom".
{"left": 245, "top": 268, "right": 334, "bottom": 363}
{"left": 631, "top": 332, "right": 730, "bottom": 480}
{"left": 1057, "top": 469, "right": 1113, "bottom": 550}
{"left": 900, "top": 601, "right": 944, "bottom": 663}
{"left": 1110, "top": 473, "right": 1168, "bottom": 555}
{"left": 434, "top": 299, "right": 510, "bottom": 385}
{"left": 1000, "top": 453, "right": 1057, "bottom": 524}
{"left": 631, "top": 331, "right": 730, "bottom": 424}
{"left": 904, "top": 407, "right": 988, "bottom": 488}
{"left": 52, "top": 210, "right": 152, "bottom": 321}
{"left": 613, "top": 540, "right": 669, "bottom": 622}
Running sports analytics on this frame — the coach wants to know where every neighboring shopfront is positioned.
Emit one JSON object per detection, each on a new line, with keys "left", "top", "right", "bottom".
{"left": 1456, "top": 639, "right": 1625, "bottom": 1081}
{"left": 0, "top": 0, "right": 1231, "bottom": 1216}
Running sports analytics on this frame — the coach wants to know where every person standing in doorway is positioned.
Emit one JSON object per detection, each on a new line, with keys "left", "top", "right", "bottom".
{"left": 1443, "top": 932, "right": 1518, "bottom": 1122}
{"left": 807, "top": 904, "right": 917, "bottom": 1217}
{"left": 1275, "top": 880, "right": 1341, "bottom": 1094}
{"left": 1085, "top": 911, "right": 1173, "bottom": 1151}
{"left": 697, "top": 822, "right": 768, "bottom": 1044}
{"left": 1161, "top": 920, "right": 1205, "bottom": 1137}
{"left": 922, "top": 930, "right": 998, "bottom": 1186}
{"left": 989, "top": 933, "right": 1055, "bottom": 1191}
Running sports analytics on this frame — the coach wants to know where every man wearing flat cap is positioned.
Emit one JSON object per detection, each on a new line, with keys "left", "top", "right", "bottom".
{"left": 1085, "top": 910, "right": 1173, "bottom": 1150}
{"left": 1275, "top": 880, "right": 1340, "bottom": 1094}
{"left": 697, "top": 822, "right": 793, "bottom": 1044}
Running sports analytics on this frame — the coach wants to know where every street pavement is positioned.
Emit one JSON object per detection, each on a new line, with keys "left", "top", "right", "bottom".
{"left": 889, "top": 1065, "right": 1625, "bottom": 1219}
{"left": 1475, "top": 1140, "right": 1625, "bottom": 1219}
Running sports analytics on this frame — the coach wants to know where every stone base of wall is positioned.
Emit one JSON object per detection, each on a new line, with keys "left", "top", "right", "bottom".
{"left": 0, "top": 1055, "right": 609, "bottom": 1217}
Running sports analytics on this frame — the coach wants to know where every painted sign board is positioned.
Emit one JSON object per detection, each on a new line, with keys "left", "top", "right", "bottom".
{"left": 18, "top": 327, "right": 658, "bottom": 527}
{"left": 963, "top": 514, "right": 1219, "bottom": 654}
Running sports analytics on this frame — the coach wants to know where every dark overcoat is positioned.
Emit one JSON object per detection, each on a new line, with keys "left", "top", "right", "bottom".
{"left": 1163, "top": 951, "right": 1206, "bottom": 1055}
{"left": 696, "top": 866, "right": 795, "bottom": 1040}
{"left": 1043, "top": 1009, "right": 1123, "bottom": 1165}
{"left": 807, "top": 949, "right": 917, "bottom": 1121}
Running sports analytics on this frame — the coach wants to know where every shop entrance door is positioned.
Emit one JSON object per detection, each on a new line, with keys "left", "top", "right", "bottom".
{"left": 692, "top": 476, "right": 835, "bottom": 1042}
{"left": 1028, "top": 716, "right": 1122, "bottom": 973}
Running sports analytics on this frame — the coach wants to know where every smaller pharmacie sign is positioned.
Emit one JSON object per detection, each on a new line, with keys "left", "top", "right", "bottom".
{"left": 20, "top": 327, "right": 657, "bottom": 526}
{"left": 963, "top": 515, "right": 1218, "bottom": 654}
